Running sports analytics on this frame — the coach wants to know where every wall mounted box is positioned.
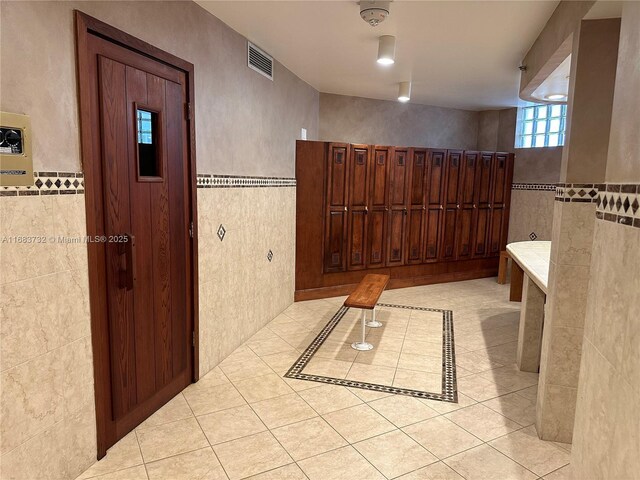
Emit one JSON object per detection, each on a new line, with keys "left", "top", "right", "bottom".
{"left": 0, "top": 111, "right": 33, "bottom": 186}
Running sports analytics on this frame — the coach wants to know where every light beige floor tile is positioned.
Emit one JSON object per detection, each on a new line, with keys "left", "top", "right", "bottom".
{"left": 220, "top": 346, "right": 259, "bottom": 367}
{"left": 489, "top": 426, "right": 570, "bottom": 477}
{"left": 420, "top": 392, "right": 477, "bottom": 414}
{"left": 397, "top": 353, "right": 443, "bottom": 374}
{"left": 366, "top": 334, "right": 405, "bottom": 352}
{"left": 353, "top": 348, "right": 401, "bottom": 367}
{"left": 515, "top": 385, "right": 538, "bottom": 402}
{"left": 197, "top": 366, "right": 231, "bottom": 387}
{"left": 346, "top": 363, "right": 397, "bottom": 384}
{"left": 213, "top": 431, "right": 292, "bottom": 480}
{"left": 183, "top": 382, "right": 246, "bottom": 416}
{"left": 444, "top": 444, "right": 537, "bottom": 480}
{"left": 369, "top": 394, "right": 439, "bottom": 427}
{"left": 323, "top": 404, "right": 395, "bottom": 443}
{"left": 283, "top": 377, "right": 322, "bottom": 392}
{"left": 403, "top": 416, "right": 483, "bottom": 459}
{"left": 396, "top": 461, "right": 464, "bottom": 479}
{"left": 145, "top": 447, "right": 227, "bottom": 480}
{"left": 245, "top": 463, "right": 307, "bottom": 480}
{"left": 482, "top": 392, "right": 537, "bottom": 427}
{"left": 197, "top": 404, "right": 267, "bottom": 445}
{"left": 298, "top": 384, "right": 362, "bottom": 414}
{"left": 393, "top": 369, "right": 443, "bottom": 392}
{"left": 219, "top": 356, "right": 273, "bottom": 381}
{"left": 354, "top": 430, "right": 438, "bottom": 478}
{"left": 543, "top": 464, "right": 573, "bottom": 480}
{"left": 478, "top": 365, "right": 538, "bottom": 391}
{"left": 348, "top": 387, "right": 393, "bottom": 402}
{"left": 456, "top": 373, "right": 514, "bottom": 401}
{"left": 137, "top": 394, "right": 193, "bottom": 430}
{"left": 298, "top": 445, "right": 385, "bottom": 480}
{"left": 248, "top": 336, "right": 298, "bottom": 357}
{"left": 136, "top": 417, "right": 208, "bottom": 463}
{"left": 91, "top": 465, "right": 148, "bottom": 480}
{"left": 314, "top": 340, "right": 359, "bottom": 362}
{"left": 77, "top": 432, "right": 142, "bottom": 479}
{"left": 271, "top": 417, "right": 347, "bottom": 460}
{"left": 251, "top": 393, "right": 317, "bottom": 428}
{"left": 233, "top": 373, "right": 294, "bottom": 403}
{"left": 303, "top": 358, "right": 353, "bottom": 378}
{"left": 402, "top": 339, "right": 444, "bottom": 357}
{"left": 445, "top": 404, "right": 520, "bottom": 442}
{"left": 455, "top": 351, "right": 504, "bottom": 374}
{"left": 261, "top": 351, "right": 301, "bottom": 371}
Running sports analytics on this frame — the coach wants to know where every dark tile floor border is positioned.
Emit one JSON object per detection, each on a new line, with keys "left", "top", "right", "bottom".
{"left": 284, "top": 303, "right": 458, "bottom": 403}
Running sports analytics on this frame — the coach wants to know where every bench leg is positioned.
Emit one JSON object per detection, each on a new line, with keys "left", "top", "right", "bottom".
{"left": 352, "top": 309, "right": 374, "bottom": 351}
{"left": 365, "top": 306, "right": 382, "bottom": 328}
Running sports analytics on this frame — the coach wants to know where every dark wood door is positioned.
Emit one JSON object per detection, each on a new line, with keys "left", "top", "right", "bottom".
{"left": 79, "top": 16, "right": 196, "bottom": 457}
{"left": 440, "top": 150, "right": 463, "bottom": 261}
{"left": 367, "top": 146, "right": 390, "bottom": 268}
{"left": 472, "top": 152, "right": 494, "bottom": 257}
{"left": 347, "top": 145, "right": 370, "bottom": 270}
{"left": 387, "top": 148, "right": 410, "bottom": 266}
{"left": 406, "top": 148, "right": 427, "bottom": 264}
{"left": 456, "top": 151, "right": 479, "bottom": 260}
{"left": 324, "top": 143, "right": 350, "bottom": 272}
{"left": 424, "top": 149, "right": 446, "bottom": 262}
{"left": 488, "top": 152, "right": 509, "bottom": 256}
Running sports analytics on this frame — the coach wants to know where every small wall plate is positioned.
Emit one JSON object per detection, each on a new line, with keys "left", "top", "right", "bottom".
{"left": 1, "top": 111, "right": 33, "bottom": 187}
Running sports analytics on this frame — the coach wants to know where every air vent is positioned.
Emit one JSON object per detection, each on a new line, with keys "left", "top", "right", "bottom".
{"left": 247, "top": 42, "right": 273, "bottom": 80}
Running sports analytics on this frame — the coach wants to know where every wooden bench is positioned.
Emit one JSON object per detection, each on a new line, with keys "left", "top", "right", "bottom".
{"left": 344, "top": 274, "right": 390, "bottom": 351}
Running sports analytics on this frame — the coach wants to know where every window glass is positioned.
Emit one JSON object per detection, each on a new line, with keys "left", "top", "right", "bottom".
{"left": 136, "top": 109, "right": 160, "bottom": 177}
{"left": 515, "top": 103, "right": 567, "bottom": 148}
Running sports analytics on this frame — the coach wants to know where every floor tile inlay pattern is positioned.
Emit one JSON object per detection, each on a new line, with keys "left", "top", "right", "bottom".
{"left": 76, "top": 279, "right": 571, "bottom": 480}
{"left": 285, "top": 303, "right": 457, "bottom": 402}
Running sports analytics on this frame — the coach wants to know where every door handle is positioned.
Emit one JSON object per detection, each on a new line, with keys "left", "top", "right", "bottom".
{"left": 422, "top": 206, "right": 426, "bottom": 210}
{"left": 118, "top": 233, "right": 136, "bottom": 290}
{"left": 365, "top": 206, "right": 369, "bottom": 213}
{"left": 403, "top": 208, "right": 408, "bottom": 216}
{"left": 439, "top": 206, "right": 444, "bottom": 210}
{"left": 344, "top": 206, "right": 348, "bottom": 212}
{"left": 456, "top": 204, "right": 460, "bottom": 209}
{"left": 473, "top": 204, "right": 477, "bottom": 208}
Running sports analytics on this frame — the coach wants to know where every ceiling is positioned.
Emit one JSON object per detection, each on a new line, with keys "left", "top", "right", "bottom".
{"left": 197, "top": 1, "right": 560, "bottom": 111}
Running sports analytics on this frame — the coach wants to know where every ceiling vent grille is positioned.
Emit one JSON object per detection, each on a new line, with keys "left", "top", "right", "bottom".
{"left": 247, "top": 42, "right": 273, "bottom": 80}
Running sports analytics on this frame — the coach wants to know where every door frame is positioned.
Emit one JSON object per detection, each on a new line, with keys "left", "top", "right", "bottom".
{"left": 75, "top": 11, "right": 199, "bottom": 459}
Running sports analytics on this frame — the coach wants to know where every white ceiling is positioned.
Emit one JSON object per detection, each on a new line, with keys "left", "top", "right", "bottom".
{"left": 197, "top": 1, "right": 560, "bottom": 111}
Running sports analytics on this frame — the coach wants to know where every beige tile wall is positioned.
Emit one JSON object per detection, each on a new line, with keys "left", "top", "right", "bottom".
{"left": 507, "top": 190, "right": 555, "bottom": 243}
{"left": 0, "top": 194, "right": 96, "bottom": 480}
{"left": 197, "top": 186, "right": 296, "bottom": 376}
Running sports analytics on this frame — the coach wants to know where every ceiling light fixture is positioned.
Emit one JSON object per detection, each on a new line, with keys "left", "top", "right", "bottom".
{"left": 377, "top": 35, "right": 396, "bottom": 65}
{"left": 545, "top": 93, "right": 567, "bottom": 101}
{"left": 360, "top": 1, "right": 391, "bottom": 27}
{"left": 398, "top": 81, "right": 411, "bottom": 102}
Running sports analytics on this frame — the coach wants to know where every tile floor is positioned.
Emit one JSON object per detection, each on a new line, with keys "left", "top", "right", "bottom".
{"left": 77, "top": 278, "right": 571, "bottom": 480}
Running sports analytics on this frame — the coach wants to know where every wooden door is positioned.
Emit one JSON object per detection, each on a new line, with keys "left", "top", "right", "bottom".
{"left": 324, "top": 143, "right": 350, "bottom": 272}
{"left": 487, "top": 152, "right": 509, "bottom": 256}
{"left": 472, "top": 152, "right": 493, "bottom": 257}
{"left": 347, "top": 145, "right": 369, "bottom": 270}
{"left": 424, "top": 149, "right": 446, "bottom": 262}
{"left": 367, "top": 146, "right": 390, "bottom": 268}
{"left": 456, "top": 151, "right": 479, "bottom": 260}
{"left": 406, "top": 148, "right": 427, "bottom": 264}
{"left": 387, "top": 148, "right": 410, "bottom": 266}
{"left": 439, "top": 150, "right": 463, "bottom": 261}
{"left": 77, "top": 13, "right": 196, "bottom": 457}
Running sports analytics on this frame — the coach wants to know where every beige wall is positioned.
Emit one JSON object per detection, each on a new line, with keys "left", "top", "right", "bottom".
{"left": 572, "top": 3, "right": 640, "bottom": 478}
{"left": 0, "top": 2, "right": 318, "bottom": 479}
{"left": 319, "top": 93, "right": 479, "bottom": 149}
{"left": 0, "top": 0, "right": 319, "bottom": 177}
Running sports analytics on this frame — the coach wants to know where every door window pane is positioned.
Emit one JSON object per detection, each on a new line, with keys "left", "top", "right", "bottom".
{"left": 136, "top": 109, "right": 160, "bottom": 178}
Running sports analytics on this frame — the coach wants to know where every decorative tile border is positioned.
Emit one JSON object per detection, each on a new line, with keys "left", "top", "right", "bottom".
{"left": 0, "top": 172, "right": 85, "bottom": 197}
{"left": 197, "top": 174, "right": 296, "bottom": 188}
{"left": 555, "top": 183, "right": 602, "bottom": 202}
{"left": 512, "top": 183, "right": 556, "bottom": 191}
{"left": 285, "top": 303, "right": 457, "bottom": 403}
{"left": 596, "top": 184, "right": 640, "bottom": 228}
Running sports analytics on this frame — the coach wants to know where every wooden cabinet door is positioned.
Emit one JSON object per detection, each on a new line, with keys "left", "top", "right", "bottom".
{"left": 487, "top": 152, "right": 509, "bottom": 256}
{"left": 472, "top": 152, "right": 493, "bottom": 258}
{"left": 406, "top": 148, "right": 427, "bottom": 264}
{"left": 324, "top": 143, "right": 349, "bottom": 272}
{"left": 367, "top": 146, "right": 390, "bottom": 268}
{"left": 347, "top": 145, "right": 370, "bottom": 270}
{"left": 440, "top": 150, "right": 463, "bottom": 261}
{"left": 456, "top": 151, "right": 479, "bottom": 260}
{"left": 387, "top": 148, "right": 410, "bottom": 266}
{"left": 424, "top": 149, "right": 446, "bottom": 261}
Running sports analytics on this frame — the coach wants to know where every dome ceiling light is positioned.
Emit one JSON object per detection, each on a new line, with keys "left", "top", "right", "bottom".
{"left": 360, "top": 1, "right": 391, "bottom": 27}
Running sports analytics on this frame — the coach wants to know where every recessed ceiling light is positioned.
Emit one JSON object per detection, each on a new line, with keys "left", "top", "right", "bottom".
{"left": 545, "top": 93, "right": 567, "bottom": 101}
{"left": 377, "top": 35, "right": 395, "bottom": 65}
{"left": 398, "top": 81, "right": 411, "bottom": 102}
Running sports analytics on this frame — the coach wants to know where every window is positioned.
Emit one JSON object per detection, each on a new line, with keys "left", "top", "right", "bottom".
{"left": 515, "top": 103, "right": 567, "bottom": 148}
{"left": 136, "top": 108, "right": 161, "bottom": 178}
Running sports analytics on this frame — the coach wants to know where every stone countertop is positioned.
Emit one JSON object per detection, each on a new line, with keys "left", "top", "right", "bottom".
{"left": 506, "top": 241, "right": 551, "bottom": 294}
